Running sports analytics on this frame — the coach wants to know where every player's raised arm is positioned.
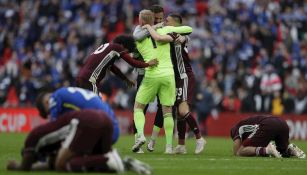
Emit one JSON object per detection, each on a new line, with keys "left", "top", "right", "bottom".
{"left": 133, "top": 23, "right": 164, "bottom": 41}
{"left": 162, "top": 14, "right": 192, "bottom": 35}
{"left": 143, "top": 24, "right": 174, "bottom": 42}
{"left": 163, "top": 25, "right": 192, "bottom": 35}
{"left": 143, "top": 13, "right": 193, "bottom": 43}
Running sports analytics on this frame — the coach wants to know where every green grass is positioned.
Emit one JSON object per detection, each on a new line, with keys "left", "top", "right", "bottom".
{"left": 1, "top": 133, "right": 307, "bottom": 175}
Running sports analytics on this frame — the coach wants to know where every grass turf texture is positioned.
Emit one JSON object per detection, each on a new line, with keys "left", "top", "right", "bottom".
{"left": 1, "top": 133, "right": 307, "bottom": 175}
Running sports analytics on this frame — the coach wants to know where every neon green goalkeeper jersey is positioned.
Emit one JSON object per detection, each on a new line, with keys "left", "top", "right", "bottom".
{"left": 136, "top": 25, "right": 192, "bottom": 78}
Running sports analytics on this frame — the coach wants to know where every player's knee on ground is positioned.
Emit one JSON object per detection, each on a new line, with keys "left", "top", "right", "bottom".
{"left": 236, "top": 148, "right": 245, "bottom": 156}
{"left": 55, "top": 148, "right": 75, "bottom": 171}
{"left": 236, "top": 147, "right": 245, "bottom": 156}
{"left": 236, "top": 146, "right": 258, "bottom": 157}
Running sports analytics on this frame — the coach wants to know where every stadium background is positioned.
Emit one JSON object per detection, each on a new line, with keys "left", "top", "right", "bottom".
{"left": 0, "top": 0, "right": 307, "bottom": 138}
{"left": 1, "top": 1, "right": 307, "bottom": 175}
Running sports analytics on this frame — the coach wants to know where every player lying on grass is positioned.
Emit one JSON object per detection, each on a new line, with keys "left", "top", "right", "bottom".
{"left": 142, "top": 13, "right": 206, "bottom": 154}
{"left": 36, "top": 87, "right": 119, "bottom": 144}
{"left": 230, "top": 115, "right": 306, "bottom": 158}
{"left": 7, "top": 110, "right": 152, "bottom": 175}
{"left": 76, "top": 34, "right": 158, "bottom": 94}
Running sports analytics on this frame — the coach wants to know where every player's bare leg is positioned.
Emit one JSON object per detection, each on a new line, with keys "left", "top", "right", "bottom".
{"left": 175, "top": 106, "right": 187, "bottom": 154}
{"left": 55, "top": 148, "right": 75, "bottom": 171}
{"left": 147, "top": 127, "right": 158, "bottom": 152}
{"left": 132, "top": 102, "right": 147, "bottom": 152}
{"left": 55, "top": 118, "right": 79, "bottom": 171}
{"left": 162, "top": 105, "right": 174, "bottom": 154}
{"left": 147, "top": 103, "right": 163, "bottom": 152}
{"left": 175, "top": 101, "right": 206, "bottom": 154}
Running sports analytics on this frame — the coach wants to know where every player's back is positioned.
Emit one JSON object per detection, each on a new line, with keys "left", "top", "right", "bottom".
{"left": 170, "top": 40, "right": 193, "bottom": 79}
{"left": 50, "top": 87, "right": 120, "bottom": 143}
{"left": 230, "top": 115, "right": 275, "bottom": 140}
{"left": 50, "top": 87, "right": 104, "bottom": 115}
{"left": 237, "top": 115, "right": 276, "bottom": 126}
{"left": 25, "top": 110, "right": 111, "bottom": 151}
{"left": 77, "top": 43, "right": 124, "bottom": 82}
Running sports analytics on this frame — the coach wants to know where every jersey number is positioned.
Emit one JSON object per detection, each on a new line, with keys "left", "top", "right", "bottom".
{"left": 67, "top": 87, "right": 97, "bottom": 101}
{"left": 176, "top": 88, "right": 182, "bottom": 96}
{"left": 93, "top": 43, "right": 109, "bottom": 54}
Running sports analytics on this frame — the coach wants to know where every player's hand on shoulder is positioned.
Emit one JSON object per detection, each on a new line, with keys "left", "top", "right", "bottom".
{"left": 175, "top": 35, "right": 186, "bottom": 44}
{"left": 142, "top": 24, "right": 151, "bottom": 29}
{"left": 7, "top": 160, "right": 20, "bottom": 171}
{"left": 147, "top": 59, "right": 158, "bottom": 67}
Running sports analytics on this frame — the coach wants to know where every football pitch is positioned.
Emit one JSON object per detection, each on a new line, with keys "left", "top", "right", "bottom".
{"left": 1, "top": 133, "right": 307, "bottom": 175}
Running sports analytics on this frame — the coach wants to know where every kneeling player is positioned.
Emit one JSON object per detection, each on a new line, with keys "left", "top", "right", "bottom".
{"left": 230, "top": 115, "right": 305, "bottom": 158}
{"left": 36, "top": 87, "right": 120, "bottom": 144}
{"left": 7, "top": 110, "right": 152, "bottom": 174}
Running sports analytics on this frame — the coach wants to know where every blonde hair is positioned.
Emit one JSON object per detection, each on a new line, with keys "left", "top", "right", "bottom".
{"left": 139, "top": 9, "right": 154, "bottom": 25}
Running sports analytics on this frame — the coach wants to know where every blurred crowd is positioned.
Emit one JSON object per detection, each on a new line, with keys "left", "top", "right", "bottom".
{"left": 0, "top": 0, "right": 307, "bottom": 116}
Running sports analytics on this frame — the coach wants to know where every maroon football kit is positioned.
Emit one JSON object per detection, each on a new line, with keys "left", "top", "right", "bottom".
{"left": 76, "top": 43, "right": 150, "bottom": 93}
{"left": 230, "top": 115, "right": 290, "bottom": 154}
{"left": 170, "top": 40, "right": 195, "bottom": 106}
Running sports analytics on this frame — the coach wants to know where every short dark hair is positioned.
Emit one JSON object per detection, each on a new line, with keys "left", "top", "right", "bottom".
{"left": 112, "top": 35, "right": 136, "bottom": 53}
{"left": 35, "top": 92, "right": 48, "bottom": 119}
{"left": 149, "top": 4, "right": 164, "bottom": 13}
{"left": 23, "top": 59, "right": 32, "bottom": 70}
{"left": 169, "top": 13, "right": 182, "bottom": 24}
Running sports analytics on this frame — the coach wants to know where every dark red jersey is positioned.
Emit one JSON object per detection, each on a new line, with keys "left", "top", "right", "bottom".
{"left": 230, "top": 115, "right": 274, "bottom": 141}
{"left": 170, "top": 40, "right": 194, "bottom": 80}
{"left": 170, "top": 38, "right": 196, "bottom": 105}
{"left": 230, "top": 115, "right": 289, "bottom": 154}
{"left": 77, "top": 43, "right": 149, "bottom": 84}
{"left": 24, "top": 110, "right": 113, "bottom": 156}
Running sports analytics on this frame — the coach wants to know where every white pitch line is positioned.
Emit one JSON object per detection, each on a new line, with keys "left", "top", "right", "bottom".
{"left": 139, "top": 157, "right": 307, "bottom": 162}
{"left": 155, "top": 166, "right": 307, "bottom": 170}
